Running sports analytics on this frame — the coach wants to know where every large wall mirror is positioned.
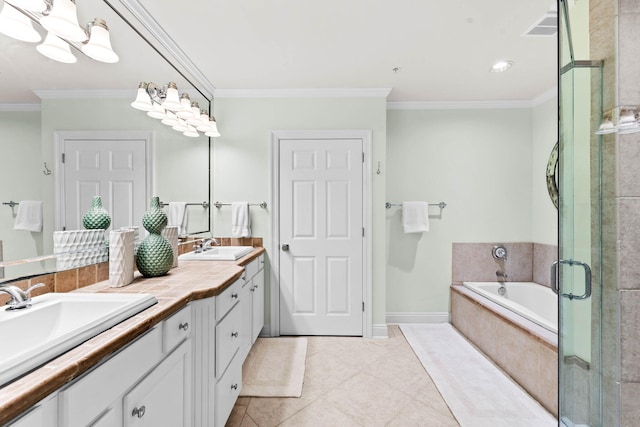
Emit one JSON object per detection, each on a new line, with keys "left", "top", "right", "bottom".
{"left": 0, "top": 0, "right": 211, "bottom": 282}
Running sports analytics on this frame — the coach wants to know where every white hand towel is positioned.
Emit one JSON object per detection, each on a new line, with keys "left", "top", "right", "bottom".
{"left": 167, "top": 202, "right": 188, "bottom": 237}
{"left": 402, "top": 201, "right": 429, "bottom": 233}
{"left": 231, "top": 202, "right": 251, "bottom": 238}
{"left": 14, "top": 200, "right": 43, "bottom": 232}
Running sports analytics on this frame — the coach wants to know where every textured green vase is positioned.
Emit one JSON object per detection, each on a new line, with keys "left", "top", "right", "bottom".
{"left": 83, "top": 196, "right": 111, "bottom": 230}
{"left": 136, "top": 197, "right": 173, "bottom": 277}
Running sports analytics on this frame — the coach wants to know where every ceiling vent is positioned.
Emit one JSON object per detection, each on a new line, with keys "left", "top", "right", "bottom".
{"left": 522, "top": 12, "right": 558, "bottom": 37}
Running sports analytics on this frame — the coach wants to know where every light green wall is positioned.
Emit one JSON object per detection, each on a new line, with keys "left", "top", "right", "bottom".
{"left": 211, "top": 96, "right": 387, "bottom": 330}
{"left": 386, "top": 107, "right": 543, "bottom": 314}
{"left": 532, "top": 95, "right": 559, "bottom": 245}
{"left": 0, "top": 111, "right": 43, "bottom": 260}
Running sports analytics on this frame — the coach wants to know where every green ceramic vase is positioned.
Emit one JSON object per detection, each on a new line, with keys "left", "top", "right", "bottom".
{"left": 83, "top": 196, "right": 111, "bottom": 230}
{"left": 136, "top": 197, "right": 173, "bottom": 277}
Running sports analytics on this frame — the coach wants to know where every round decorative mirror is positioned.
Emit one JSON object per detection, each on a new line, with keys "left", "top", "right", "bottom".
{"left": 546, "top": 141, "right": 559, "bottom": 209}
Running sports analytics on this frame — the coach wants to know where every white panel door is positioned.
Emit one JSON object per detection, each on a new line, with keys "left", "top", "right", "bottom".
{"left": 62, "top": 138, "right": 147, "bottom": 232}
{"left": 279, "top": 139, "right": 363, "bottom": 336}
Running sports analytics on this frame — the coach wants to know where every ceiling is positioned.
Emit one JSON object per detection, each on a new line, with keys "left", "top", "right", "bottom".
{"left": 0, "top": 0, "right": 557, "bottom": 104}
{"left": 137, "top": 0, "right": 558, "bottom": 103}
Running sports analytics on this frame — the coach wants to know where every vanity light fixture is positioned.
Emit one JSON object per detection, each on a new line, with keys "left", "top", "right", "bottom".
{"left": 131, "top": 81, "right": 221, "bottom": 138}
{"left": 0, "top": 0, "right": 119, "bottom": 64}
{"left": 595, "top": 107, "right": 640, "bottom": 135}
{"left": 490, "top": 60, "right": 513, "bottom": 73}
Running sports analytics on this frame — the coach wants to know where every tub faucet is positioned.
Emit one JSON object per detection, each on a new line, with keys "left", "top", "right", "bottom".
{"left": 496, "top": 270, "right": 508, "bottom": 282}
{"left": 0, "top": 283, "right": 45, "bottom": 310}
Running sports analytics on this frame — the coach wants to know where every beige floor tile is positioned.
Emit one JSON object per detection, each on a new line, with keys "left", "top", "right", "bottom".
{"left": 278, "top": 398, "right": 363, "bottom": 427}
{"left": 244, "top": 394, "right": 317, "bottom": 426}
{"left": 324, "top": 371, "right": 410, "bottom": 426}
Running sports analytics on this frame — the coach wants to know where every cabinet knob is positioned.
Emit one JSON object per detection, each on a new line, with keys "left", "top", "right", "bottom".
{"left": 231, "top": 331, "right": 238, "bottom": 338}
{"left": 250, "top": 287, "right": 255, "bottom": 292}
{"left": 231, "top": 383, "right": 238, "bottom": 390}
{"left": 178, "top": 322, "right": 189, "bottom": 331}
{"left": 132, "top": 405, "right": 146, "bottom": 418}
{"left": 231, "top": 292, "right": 238, "bottom": 299}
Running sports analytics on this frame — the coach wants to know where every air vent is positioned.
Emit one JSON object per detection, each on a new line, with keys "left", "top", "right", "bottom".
{"left": 522, "top": 12, "right": 558, "bottom": 37}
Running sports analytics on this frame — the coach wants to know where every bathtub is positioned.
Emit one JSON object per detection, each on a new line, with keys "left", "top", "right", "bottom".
{"left": 462, "top": 281, "right": 558, "bottom": 333}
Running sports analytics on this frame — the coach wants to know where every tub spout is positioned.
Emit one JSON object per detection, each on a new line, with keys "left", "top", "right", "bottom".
{"left": 496, "top": 270, "right": 508, "bottom": 282}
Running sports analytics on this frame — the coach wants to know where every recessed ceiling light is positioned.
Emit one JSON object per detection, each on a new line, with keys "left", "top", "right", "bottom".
{"left": 490, "top": 60, "right": 513, "bottom": 73}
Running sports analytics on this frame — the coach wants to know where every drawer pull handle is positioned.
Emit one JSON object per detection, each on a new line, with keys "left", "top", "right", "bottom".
{"left": 132, "top": 405, "right": 146, "bottom": 418}
{"left": 231, "top": 331, "right": 238, "bottom": 338}
{"left": 250, "top": 287, "right": 255, "bottom": 292}
{"left": 231, "top": 383, "right": 238, "bottom": 390}
{"left": 231, "top": 293, "right": 238, "bottom": 299}
{"left": 178, "top": 322, "right": 189, "bottom": 331}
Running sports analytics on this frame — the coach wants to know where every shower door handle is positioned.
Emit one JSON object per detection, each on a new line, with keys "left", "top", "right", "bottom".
{"left": 550, "top": 259, "right": 592, "bottom": 300}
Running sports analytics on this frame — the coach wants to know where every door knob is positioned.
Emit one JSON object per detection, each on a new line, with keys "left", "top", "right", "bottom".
{"left": 281, "top": 244, "right": 289, "bottom": 251}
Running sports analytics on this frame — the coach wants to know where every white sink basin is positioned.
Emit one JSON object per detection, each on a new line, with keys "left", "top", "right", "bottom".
{"left": 0, "top": 292, "right": 157, "bottom": 386}
{"left": 179, "top": 246, "right": 254, "bottom": 261}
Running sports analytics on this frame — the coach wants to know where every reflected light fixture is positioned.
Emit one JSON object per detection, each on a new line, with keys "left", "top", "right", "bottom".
{"left": 0, "top": 0, "right": 119, "bottom": 64}
{"left": 595, "top": 107, "right": 640, "bottom": 135}
{"left": 131, "top": 81, "right": 221, "bottom": 138}
{"left": 0, "top": 3, "right": 41, "bottom": 42}
{"left": 490, "top": 60, "right": 513, "bottom": 73}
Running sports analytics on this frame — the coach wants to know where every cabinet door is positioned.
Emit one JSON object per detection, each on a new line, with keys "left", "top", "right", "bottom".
{"left": 251, "top": 271, "right": 265, "bottom": 343}
{"left": 123, "top": 340, "right": 192, "bottom": 427}
{"left": 7, "top": 394, "right": 57, "bottom": 427}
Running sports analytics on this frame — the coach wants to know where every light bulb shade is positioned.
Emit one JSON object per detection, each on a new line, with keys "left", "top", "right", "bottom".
{"left": 172, "top": 118, "right": 189, "bottom": 132}
{"left": 146, "top": 101, "right": 166, "bottom": 119}
{"left": 0, "top": 3, "right": 41, "bottom": 42}
{"left": 176, "top": 94, "right": 194, "bottom": 119}
{"left": 131, "top": 84, "right": 153, "bottom": 111}
{"left": 161, "top": 83, "right": 181, "bottom": 111}
{"left": 6, "top": 0, "right": 46, "bottom": 11}
{"left": 186, "top": 102, "right": 201, "bottom": 125}
{"left": 161, "top": 110, "right": 178, "bottom": 126}
{"left": 183, "top": 126, "right": 199, "bottom": 138}
{"left": 196, "top": 112, "right": 213, "bottom": 131}
{"left": 40, "top": 0, "right": 86, "bottom": 41}
{"left": 36, "top": 31, "right": 76, "bottom": 63}
{"left": 204, "top": 119, "right": 220, "bottom": 137}
{"left": 81, "top": 18, "right": 118, "bottom": 63}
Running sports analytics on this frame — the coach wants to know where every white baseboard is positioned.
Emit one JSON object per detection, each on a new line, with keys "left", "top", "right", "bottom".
{"left": 260, "top": 324, "right": 271, "bottom": 337}
{"left": 386, "top": 312, "right": 450, "bottom": 324}
{"left": 372, "top": 324, "right": 389, "bottom": 339}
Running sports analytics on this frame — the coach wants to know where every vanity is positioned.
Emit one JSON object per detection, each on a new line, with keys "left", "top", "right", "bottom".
{"left": 0, "top": 248, "right": 265, "bottom": 427}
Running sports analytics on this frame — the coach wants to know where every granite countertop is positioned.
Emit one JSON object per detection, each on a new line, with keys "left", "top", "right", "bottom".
{"left": 0, "top": 247, "right": 265, "bottom": 426}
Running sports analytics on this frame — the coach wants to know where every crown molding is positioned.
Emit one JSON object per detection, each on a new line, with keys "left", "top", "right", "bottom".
{"left": 213, "top": 88, "right": 392, "bottom": 99}
{"left": 34, "top": 89, "right": 135, "bottom": 99}
{"left": 386, "top": 99, "right": 534, "bottom": 110}
{"left": 531, "top": 87, "right": 558, "bottom": 106}
{"left": 0, "top": 104, "right": 41, "bottom": 112}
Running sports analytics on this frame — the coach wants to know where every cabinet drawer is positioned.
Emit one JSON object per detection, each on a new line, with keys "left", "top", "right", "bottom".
{"left": 59, "top": 327, "right": 163, "bottom": 427}
{"left": 163, "top": 305, "right": 192, "bottom": 353}
{"left": 215, "top": 278, "right": 242, "bottom": 322}
{"left": 215, "top": 303, "right": 242, "bottom": 377}
{"left": 215, "top": 353, "right": 242, "bottom": 427}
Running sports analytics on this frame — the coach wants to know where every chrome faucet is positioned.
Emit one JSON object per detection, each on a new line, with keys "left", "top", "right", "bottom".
{"left": 202, "top": 238, "right": 220, "bottom": 251}
{"left": 496, "top": 270, "right": 508, "bottom": 282}
{"left": 0, "top": 283, "right": 45, "bottom": 310}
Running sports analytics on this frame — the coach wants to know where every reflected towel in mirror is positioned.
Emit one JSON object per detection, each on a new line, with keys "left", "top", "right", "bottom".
{"left": 167, "top": 202, "right": 188, "bottom": 237}
{"left": 14, "top": 200, "right": 43, "bottom": 232}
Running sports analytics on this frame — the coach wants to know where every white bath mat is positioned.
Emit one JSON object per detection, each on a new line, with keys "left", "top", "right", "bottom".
{"left": 240, "top": 337, "right": 307, "bottom": 397}
{"left": 401, "top": 324, "right": 556, "bottom": 427}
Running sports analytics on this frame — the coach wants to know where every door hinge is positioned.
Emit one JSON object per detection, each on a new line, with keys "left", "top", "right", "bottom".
{"left": 62, "top": 226, "right": 66, "bottom": 231}
{"left": 362, "top": 301, "right": 365, "bottom": 312}
{"left": 61, "top": 153, "right": 65, "bottom": 163}
{"left": 362, "top": 227, "right": 365, "bottom": 237}
{"left": 362, "top": 152, "right": 365, "bottom": 163}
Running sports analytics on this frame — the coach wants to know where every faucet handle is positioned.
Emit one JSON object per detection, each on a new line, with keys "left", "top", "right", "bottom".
{"left": 25, "top": 283, "right": 45, "bottom": 297}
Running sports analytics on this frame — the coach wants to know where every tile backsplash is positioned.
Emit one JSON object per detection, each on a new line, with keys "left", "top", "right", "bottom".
{"left": 452, "top": 242, "right": 557, "bottom": 287}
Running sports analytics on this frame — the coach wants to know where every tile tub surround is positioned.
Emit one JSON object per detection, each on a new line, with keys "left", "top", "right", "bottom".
{"left": 452, "top": 242, "right": 557, "bottom": 288}
{"left": 0, "top": 247, "right": 265, "bottom": 426}
{"left": 450, "top": 285, "right": 558, "bottom": 416}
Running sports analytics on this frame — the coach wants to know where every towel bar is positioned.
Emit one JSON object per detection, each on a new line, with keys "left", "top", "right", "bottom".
{"left": 385, "top": 202, "right": 447, "bottom": 209}
{"left": 2, "top": 201, "right": 19, "bottom": 208}
{"left": 159, "top": 201, "right": 210, "bottom": 208}
{"left": 213, "top": 201, "right": 267, "bottom": 209}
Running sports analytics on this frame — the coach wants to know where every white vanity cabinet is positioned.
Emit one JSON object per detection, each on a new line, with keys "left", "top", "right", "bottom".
{"left": 57, "top": 305, "right": 192, "bottom": 427}
{"left": 7, "top": 393, "right": 57, "bottom": 427}
{"left": 241, "top": 254, "right": 265, "bottom": 359}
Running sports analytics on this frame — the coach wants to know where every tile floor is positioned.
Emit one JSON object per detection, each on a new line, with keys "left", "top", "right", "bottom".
{"left": 226, "top": 325, "right": 460, "bottom": 426}
{"left": 227, "top": 326, "right": 550, "bottom": 427}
